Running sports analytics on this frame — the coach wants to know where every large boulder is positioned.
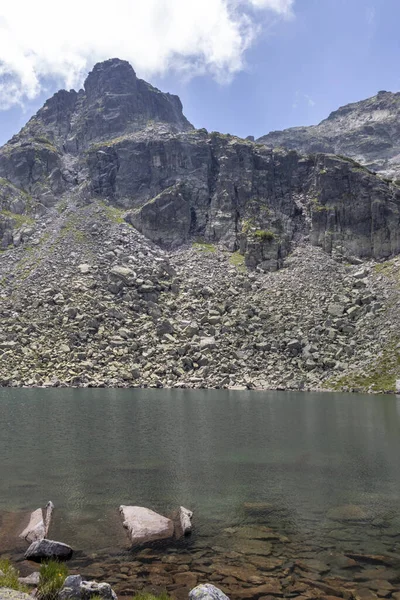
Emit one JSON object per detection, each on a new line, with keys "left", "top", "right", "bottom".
{"left": 0, "top": 590, "right": 33, "bottom": 600}
{"left": 25, "top": 539, "right": 73, "bottom": 562}
{"left": 19, "top": 501, "right": 54, "bottom": 543}
{"left": 119, "top": 505, "right": 174, "bottom": 545}
{"left": 59, "top": 575, "right": 117, "bottom": 600}
{"left": 189, "top": 584, "right": 230, "bottom": 600}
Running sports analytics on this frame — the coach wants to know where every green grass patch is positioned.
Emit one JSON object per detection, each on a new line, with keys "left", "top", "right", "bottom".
{"left": 0, "top": 558, "right": 28, "bottom": 592}
{"left": 254, "top": 229, "right": 275, "bottom": 242}
{"left": 373, "top": 260, "right": 398, "bottom": 276}
{"left": 37, "top": 561, "right": 68, "bottom": 600}
{"left": 131, "top": 593, "right": 171, "bottom": 600}
{"left": 230, "top": 251, "right": 246, "bottom": 272}
{"left": 0, "top": 210, "right": 34, "bottom": 228}
{"left": 193, "top": 241, "right": 216, "bottom": 253}
{"left": 328, "top": 341, "right": 400, "bottom": 393}
{"left": 98, "top": 200, "right": 126, "bottom": 224}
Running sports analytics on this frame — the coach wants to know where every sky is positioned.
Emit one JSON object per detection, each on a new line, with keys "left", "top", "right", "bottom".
{"left": 0, "top": 0, "right": 399, "bottom": 146}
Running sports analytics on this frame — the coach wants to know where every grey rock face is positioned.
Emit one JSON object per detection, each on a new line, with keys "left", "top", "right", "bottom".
{"left": 189, "top": 584, "right": 230, "bottom": 600}
{"left": 258, "top": 90, "right": 400, "bottom": 179}
{"left": 1, "top": 60, "right": 400, "bottom": 270}
{"left": 25, "top": 539, "right": 73, "bottom": 561}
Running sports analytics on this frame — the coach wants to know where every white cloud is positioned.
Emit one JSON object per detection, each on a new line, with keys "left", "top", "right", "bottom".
{"left": 0, "top": 0, "right": 295, "bottom": 109}
{"left": 292, "top": 91, "right": 315, "bottom": 110}
{"left": 246, "top": 0, "right": 294, "bottom": 16}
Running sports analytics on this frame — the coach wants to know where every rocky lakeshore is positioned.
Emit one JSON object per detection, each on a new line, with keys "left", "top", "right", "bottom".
{"left": 2, "top": 500, "right": 400, "bottom": 600}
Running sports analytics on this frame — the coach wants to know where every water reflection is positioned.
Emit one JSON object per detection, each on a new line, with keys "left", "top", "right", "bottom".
{"left": 0, "top": 388, "right": 400, "bottom": 553}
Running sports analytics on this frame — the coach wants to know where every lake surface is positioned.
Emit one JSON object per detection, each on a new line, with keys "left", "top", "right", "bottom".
{"left": 1, "top": 389, "right": 400, "bottom": 596}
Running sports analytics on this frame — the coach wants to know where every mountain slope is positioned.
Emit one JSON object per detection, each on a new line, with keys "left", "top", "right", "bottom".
{"left": 258, "top": 90, "right": 400, "bottom": 179}
{"left": 1, "top": 59, "right": 400, "bottom": 392}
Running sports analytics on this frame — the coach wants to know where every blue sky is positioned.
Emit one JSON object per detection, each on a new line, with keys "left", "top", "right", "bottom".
{"left": 0, "top": 0, "right": 399, "bottom": 146}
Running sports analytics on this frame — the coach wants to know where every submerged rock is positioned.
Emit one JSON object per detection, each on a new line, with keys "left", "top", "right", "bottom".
{"left": 119, "top": 505, "right": 174, "bottom": 545}
{"left": 189, "top": 584, "right": 230, "bottom": 600}
{"left": 19, "top": 501, "right": 54, "bottom": 543}
{"left": 327, "top": 504, "right": 370, "bottom": 522}
{"left": 25, "top": 539, "right": 73, "bottom": 561}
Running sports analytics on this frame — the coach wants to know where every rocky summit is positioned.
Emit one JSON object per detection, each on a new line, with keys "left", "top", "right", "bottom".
{"left": 1, "top": 58, "right": 400, "bottom": 393}
{"left": 258, "top": 90, "right": 400, "bottom": 179}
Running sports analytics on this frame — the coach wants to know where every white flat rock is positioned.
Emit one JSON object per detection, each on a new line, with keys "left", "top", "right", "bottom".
{"left": 119, "top": 505, "right": 174, "bottom": 545}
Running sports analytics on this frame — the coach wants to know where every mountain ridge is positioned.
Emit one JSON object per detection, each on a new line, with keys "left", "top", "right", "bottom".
{"left": 1, "top": 58, "right": 400, "bottom": 393}
{"left": 258, "top": 90, "right": 400, "bottom": 179}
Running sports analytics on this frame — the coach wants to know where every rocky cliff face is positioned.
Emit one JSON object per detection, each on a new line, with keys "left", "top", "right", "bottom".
{"left": 258, "top": 90, "right": 400, "bottom": 179}
{"left": 1, "top": 59, "right": 400, "bottom": 392}
{"left": 1, "top": 60, "right": 400, "bottom": 268}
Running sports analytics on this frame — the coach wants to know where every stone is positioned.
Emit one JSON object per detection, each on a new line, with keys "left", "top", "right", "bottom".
{"left": 0, "top": 590, "right": 33, "bottom": 600}
{"left": 178, "top": 506, "right": 193, "bottom": 535}
{"left": 109, "top": 266, "right": 135, "bottom": 284}
{"left": 59, "top": 575, "right": 117, "bottom": 600}
{"left": 25, "top": 539, "right": 73, "bottom": 561}
{"left": 189, "top": 584, "right": 230, "bottom": 600}
{"left": 327, "top": 504, "right": 370, "bottom": 521}
{"left": 119, "top": 505, "right": 174, "bottom": 545}
{"left": 19, "top": 501, "right": 54, "bottom": 543}
{"left": 18, "top": 572, "right": 40, "bottom": 586}
{"left": 328, "top": 304, "right": 344, "bottom": 317}
{"left": 78, "top": 264, "right": 91, "bottom": 274}
{"left": 231, "top": 580, "right": 282, "bottom": 598}
{"left": 199, "top": 337, "right": 216, "bottom": 350}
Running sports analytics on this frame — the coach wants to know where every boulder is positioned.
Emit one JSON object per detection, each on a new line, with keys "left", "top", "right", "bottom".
{"left": 59, "top": 575, "right": 117, "bottom": 600}
{"left": 19, "top": 501, "right": 54, "bottom": 543}
{"left": 25, "top": 539, "right": 73, "bottom": 561}
{"left": 178, "top": 506, "right": 193, "bottom": 535}
{"left": 189, "top": 584, "right": 230, "bottom": 600}
{"left": 0, "top": 590, "right": 33, "bottom": 600}
{"left": 119, "top": 506, "right": 174, "bottom": 545}
{"left": 18, "top": 572, "right": 40, "bottom": 586}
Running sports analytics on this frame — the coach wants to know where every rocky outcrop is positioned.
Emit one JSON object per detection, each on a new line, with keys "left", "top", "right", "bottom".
{"left": 119, "top": 506, "right": 174, "bottom": 545}
{"left": 25, "top": 539, "right": 73, "bottom": 561}
{"left": 0, "top": 60, "right": 400, "bottom": 268}
{"left": 19, "top": 501, "right": 53, "bottom": 543}
{"left": 258, "top": 90, "right": 400, "bottom": 179}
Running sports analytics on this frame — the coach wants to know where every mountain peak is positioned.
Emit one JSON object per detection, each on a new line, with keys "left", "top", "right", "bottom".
{"left": 3, "top": 58, "right": 193, "bottom": 154}
{"left": 84, "top": 58, "right": 138, "bottom": 100}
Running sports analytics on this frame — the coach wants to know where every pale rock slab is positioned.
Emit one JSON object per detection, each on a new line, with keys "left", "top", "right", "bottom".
{"left": 119, "top": 505, "right": 174, "bottom": 545}
{"left": 19, "top": 501, "right": 54, "bottom": 543}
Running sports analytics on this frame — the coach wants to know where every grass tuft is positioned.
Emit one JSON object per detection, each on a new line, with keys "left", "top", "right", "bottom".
{"left": 230, "top": 251, "right": 246, "bottom": 272}
{"left": 192, "top": 242, "right": 216, "bottom": 253}
{"left": 37, "top": 561, "right": 68, "bottom": 600}
{"left": 131, "top": 593, "right": 171, "bottom": 600}
{"left": 0, "top": 558, "right": 28, "bottom": 592}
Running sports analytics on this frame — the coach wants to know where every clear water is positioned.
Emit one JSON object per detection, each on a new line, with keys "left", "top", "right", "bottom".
{"left": 1, "top": 388, "right": 400, "bottom": 587}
